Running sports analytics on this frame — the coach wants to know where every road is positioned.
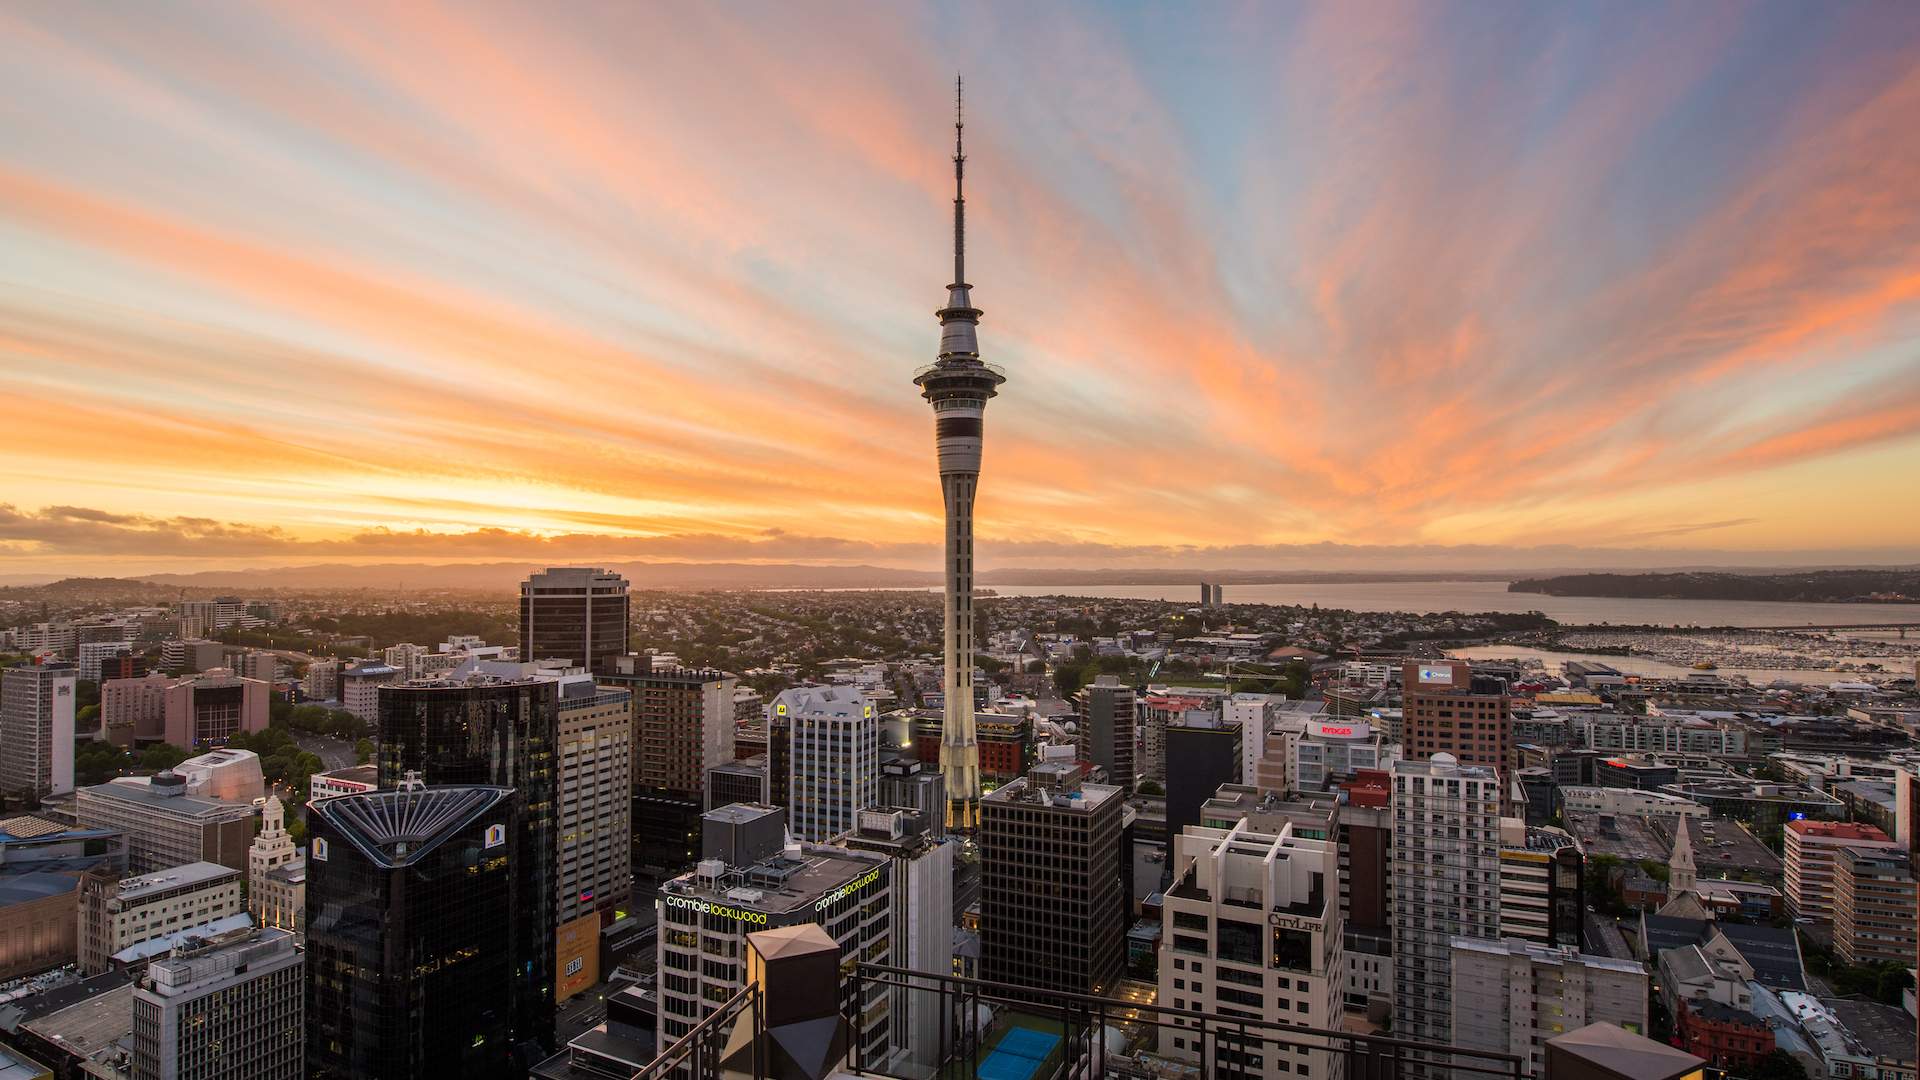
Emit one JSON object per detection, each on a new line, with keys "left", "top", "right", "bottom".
{"left": 291, "top": 732, "right": 357, "bottom": 771}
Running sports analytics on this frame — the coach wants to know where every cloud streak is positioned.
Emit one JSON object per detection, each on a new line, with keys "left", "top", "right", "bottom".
{"left": 1, "top": 2, "right": 1918, "bottom": 574}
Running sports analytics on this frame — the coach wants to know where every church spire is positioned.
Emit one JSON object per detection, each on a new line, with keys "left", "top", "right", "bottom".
{"left": 1669, "top": 814, "right": 1697, "bottom": 895}
{"left": 952, "top": 74, "right": 966, "bottom": 288}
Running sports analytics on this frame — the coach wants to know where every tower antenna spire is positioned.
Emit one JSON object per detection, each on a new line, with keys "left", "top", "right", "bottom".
{"left": 952, "top": 74, "right": 965, "bottom": 287}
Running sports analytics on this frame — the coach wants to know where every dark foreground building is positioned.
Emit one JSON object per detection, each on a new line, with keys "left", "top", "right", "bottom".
{"left": 979, "top": 760, "right": 1127, "bottom": 995}
{"left": 305, "top": 785, "right": 523, "bottom": 1080}
{"left": 378, "top": 674, "right": 558, "bottom": 1052}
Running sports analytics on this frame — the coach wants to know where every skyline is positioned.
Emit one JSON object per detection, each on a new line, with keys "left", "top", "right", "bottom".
{"left": 5, "top": 3, "right": 1920, "bottom": 577}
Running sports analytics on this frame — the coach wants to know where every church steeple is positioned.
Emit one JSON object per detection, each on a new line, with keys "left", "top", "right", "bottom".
{"left": 1668, "top": 814, "right": 1697, "bottom": 895}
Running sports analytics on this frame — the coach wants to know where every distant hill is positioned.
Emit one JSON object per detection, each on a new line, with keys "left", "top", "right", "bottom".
{"left": 1508, "top": 570, "right": 1920, "bottom": 603}
{"left": 125, "top": 561, "right": 944, "bottom": 592}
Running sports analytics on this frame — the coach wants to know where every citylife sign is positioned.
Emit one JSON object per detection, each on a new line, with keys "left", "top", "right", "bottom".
{"left": 813, "top": 867, "right": 883, "bottom": 913}
{"left": 667, "top": 895, "right": 769, "bottom": 927}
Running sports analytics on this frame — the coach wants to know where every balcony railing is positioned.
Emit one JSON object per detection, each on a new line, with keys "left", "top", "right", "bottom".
{"left": 633, "top": 982, "right": 761, "bottom": 1080}
{"left": 627, "top": 964, "right": 1524, "bottom": 1080}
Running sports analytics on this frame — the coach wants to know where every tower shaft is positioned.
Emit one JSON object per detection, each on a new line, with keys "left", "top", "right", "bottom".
{"left": 914, "top": 76, "right": 1004, "bottom": 833}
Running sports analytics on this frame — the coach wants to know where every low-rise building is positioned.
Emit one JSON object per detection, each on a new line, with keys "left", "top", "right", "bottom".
{"left": 1451, "top": 937, "right": 1650, "bottom": 1079}
{"left": 307, "top": 763, "right": 377, "bottom": 801}
{"left": 75, "top": 775, "right": 254, "bottom": 874}
{"left": 77, "top": 862, "right": 244, "bottom": 975}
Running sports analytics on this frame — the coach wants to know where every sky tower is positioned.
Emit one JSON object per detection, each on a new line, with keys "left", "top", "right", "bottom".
{"left": 914, "top": 77, "right": 1005, "bottom": 833}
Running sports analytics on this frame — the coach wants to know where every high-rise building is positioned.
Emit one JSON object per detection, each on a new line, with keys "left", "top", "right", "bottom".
{"left": 518, "top": 567, "right": 629, "bottom": 673}
{"left": 1074, "top": 675, "right": 1138, "bottom": 791}
{"left": 377, "top": 674, "right": 558, "bottom": 1051}
{"left": 1401, "top": 660, "right": 1512, "bottom": 777}
{"left": 1164, "top": 712, "right": 1243, "bottom": 840}
{"left": 77, "top": 862, "right": 244, "bottom": 974}
{"left": 161, "top": 668, "right": 270, "bottom": 749}
{"left": 1450, "top": 937, "right": 1650, "bottom": 1079}
{"left": 838, "top": 807, "right": 955, "bottom": 1070}
{"left": 1831, "top": 846, "right": 1916, "bottom": 966}
{"left": 878, "top": 757, "right": 946, "bottom": 840}
{"left": 1338, "top": 770, "right": 1394, "bottom": 1019}
{"left": 979, "top": 761, "right": 1126, "bottom": 995}
{"left": 912, "top": 83, "right": 1005, "bottom": 832}
{"left": 778, "top": 685, "right": 879, "bottom": 843}
{"left": 654, "top": 804, "right": 892, "bottom": 1062}
{"left": 305, "top": 784, "right": 524, "bottom": 1079}
{"left": 1, "top": 663, "right": 76, "bottom": 800}
{"left": 1155, "top": 819, "right": 1344, "bottom": 1080}
{"left": 132, "top": 926, "right": 303, "bottom": 1080}
{"left": 602, "top": 656, "right": 737, "bottom": 799}
{"left": 1783, "top": 820, "right": 1902, "bottom": 924}
{"left": 551, "top": 674, "right": 631, "bottom": 930}
{"left": 248, "top": 796, "right": 304, "bottom": 932}
{"left": 1497, "top": 819, "right": 1585, "bottom": 948}
{"left": 303, "top": 658, "right": 339, "bottom": 702}
{"left": 337, "top": 661, "right": 398, "bottom": 724}
{"left": 1391, "top": 754, "right": 1502, "bottom": 1054}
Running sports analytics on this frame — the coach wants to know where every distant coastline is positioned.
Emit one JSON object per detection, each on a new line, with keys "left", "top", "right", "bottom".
{"left": 1509, "top": 570, "right": 1920, "bottom": 604}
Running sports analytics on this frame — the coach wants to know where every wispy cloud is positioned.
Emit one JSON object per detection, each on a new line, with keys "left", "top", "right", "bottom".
{"left": 1, "top": 2, "right": 1918, "bottom": 574}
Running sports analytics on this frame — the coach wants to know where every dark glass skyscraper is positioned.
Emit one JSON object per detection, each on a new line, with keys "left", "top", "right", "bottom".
{"left": 517, "top": 567, "right": 630, "bottom": 673}
{"left": 377, "top": 675, "right": 559, "bottom": 1056}
{"left": 305, "top": 785, "right": 522, "bottom": 1080}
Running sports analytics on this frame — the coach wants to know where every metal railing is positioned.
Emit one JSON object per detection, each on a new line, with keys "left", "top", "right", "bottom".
{"left": 849, "top": 963, "right": 1522, "bottom": 1080}
{"left": 627, "top": 965, "right": 1524, "bottom": 1080}
{"left": 630, "top": 983, "right": 761, "bottom": 1080}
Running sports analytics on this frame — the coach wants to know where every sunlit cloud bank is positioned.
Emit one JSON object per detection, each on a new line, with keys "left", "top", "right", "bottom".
{"left": 1, "top": 3, "right": 1918, "bottom": 576}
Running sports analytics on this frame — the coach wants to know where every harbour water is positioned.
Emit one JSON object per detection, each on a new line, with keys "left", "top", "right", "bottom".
{"left": 985, "top": 579, "right": 1920, "bottom": 629}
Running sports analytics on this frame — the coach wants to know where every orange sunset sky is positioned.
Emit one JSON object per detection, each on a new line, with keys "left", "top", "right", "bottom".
{"left": 3, "top": 3, "right": 1920, "bottom": 578}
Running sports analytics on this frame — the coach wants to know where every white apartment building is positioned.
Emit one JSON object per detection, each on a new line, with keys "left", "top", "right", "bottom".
{"left": 0, "top": 663, "right": 76, "bottom": 800}
{"left": 778, "top": 685, "right": 879, "bottom": 844}
{"left": 1450, "top": 938, "right": 1650, "bottom": 1079}
{"left": 1293, "top": 717, "right": 1398, "bottom": 792}
{"left": 302, "top": 658, "right": 339, "bottom": 702}
{"left": 1225, "top": 693, "right": 1284, "bottom": 786}
{"left": 338, "top": 662, "right": 398, "bottom": 724}
{"left": 1157, "top": 818, "right": 1344, "bottom": 1080}
{"left": 838, "top": 807, "right": 955, "bottom": 1070}
{"left": 1391, "top": 754, "right": 1502, "bottom": 1052}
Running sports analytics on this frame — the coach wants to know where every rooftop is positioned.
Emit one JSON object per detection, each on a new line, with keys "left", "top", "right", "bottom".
{"left": 114, "top": 861, "right": 239, "bottom": 900}
{"left": 663, "top": 845, "right": 885, "bottom": 917}
{"left": 1825, "top": 998, "right": 1917, "bottom": 1065}
{"left": 312, "top": 785, "right": 513, "bottom": 868}
{"left": 78, "top": 781, "right": 252, "bottom": 820}
{"left": 1452, "top": 935, "right": 1648, "bottom": 977}
{"left": 1785, "top": 819, "right": 1892, "bottom": 841}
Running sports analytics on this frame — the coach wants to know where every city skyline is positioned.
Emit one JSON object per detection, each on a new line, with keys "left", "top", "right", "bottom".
{"left": 5, "top": 3, "right": 1920, "bottom": 578}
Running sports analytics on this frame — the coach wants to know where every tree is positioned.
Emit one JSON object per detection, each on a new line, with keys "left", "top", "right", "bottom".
{"left": 355, "top": 738, "right": 374, "bottom": 765}
{"left": 74, "top": 738, "right": 128, "bottom": 785}
{"left": 1053, "top": 661, "right": 1090, "bottom": 700}
{"left": 140, "top": 743, "right": 189, "bottom": 772}
{"left": 1137, "top": 780, "right": 1166, "bottom": 797}
{"left": 1747, "top": 1051, "right": 1808, "bottom": 1080}
{"left": 75, "top": 703, "right": 101, "bottom": 733}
